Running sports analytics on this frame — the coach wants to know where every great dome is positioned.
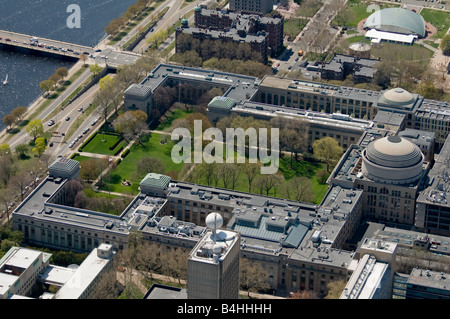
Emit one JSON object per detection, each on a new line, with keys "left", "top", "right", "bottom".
{"left": 377, "top": 88, "right": 417, "bottom": 110}
{"left": 363, "top": 8, "right": 426, "bottom": 38}
{"left": 361, "top": 136, "right": 424, "bottom": 184}
{"left": 381, "top": 88, "right": 414, "bottom": 105}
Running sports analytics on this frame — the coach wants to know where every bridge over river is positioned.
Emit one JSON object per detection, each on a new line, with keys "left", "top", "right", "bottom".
{"left": 0, "top": 29, "right": 141, "bottom": 68}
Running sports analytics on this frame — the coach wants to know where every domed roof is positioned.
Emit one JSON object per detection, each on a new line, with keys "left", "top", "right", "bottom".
{"left": 363, "top": 8, "right": 426, "bottom": 37}
{"left": 384, "top": 88, "right": 414, "bottom": 103}
{"left": 366, "top": 135, "right": 422, "bottom": 168}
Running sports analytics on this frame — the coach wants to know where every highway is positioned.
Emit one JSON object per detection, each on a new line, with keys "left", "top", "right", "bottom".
{"left": 0, "top": 0, "right": 218, "bottom": 161}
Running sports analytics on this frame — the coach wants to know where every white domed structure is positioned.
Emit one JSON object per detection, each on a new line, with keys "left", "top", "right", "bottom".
{"left": 376, "top": 88, "right": 418, "bottom": 111}
{"left": 206, "top": 212, "right": 223, "bottom": 230}
{"left": 381, "top": 88, "right": 415, "bottom": 105}
{"left": 361, "top": 135, "right": 424, "bottom": 184}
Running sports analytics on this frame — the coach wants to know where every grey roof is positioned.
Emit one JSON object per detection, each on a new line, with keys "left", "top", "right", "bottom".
{"left": 49, "top": 158, "right": 79, "bottom": 173}
{"left": 124, "top": 84, "right": 152, "bottom": 98}
{"left": 208, "top": 96, "right": 236, "bottom": 110}
{"left": 140, "top": 173, "right": 171, "bottom": 190}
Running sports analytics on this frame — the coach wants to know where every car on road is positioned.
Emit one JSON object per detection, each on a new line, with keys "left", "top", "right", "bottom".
{"left": 78, "top": 107, "right": 83, "bottom": 112}
{"left": 47, "top": 120, "right": 55, "bottom": 126}
{"left": 49, "top": 142, "right": 54, "bottom": 147}
{"left": 65, "top": 117, "right": 70, "bottom": 121}
{"left": 5, "top": 38, "right": 11, "bottom": 42}
{"left": 83, "top": 128, "right": 90, "bottom": 134}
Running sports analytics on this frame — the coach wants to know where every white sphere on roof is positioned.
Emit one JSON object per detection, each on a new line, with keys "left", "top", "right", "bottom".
{"left": 206, "top": 212, "right": 223, "bottom": 230}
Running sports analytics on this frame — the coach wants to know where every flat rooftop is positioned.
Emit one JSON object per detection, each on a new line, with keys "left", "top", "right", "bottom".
{"left": 408, "top": 268, "right": 450, "bottom": 292}
{"left": 140, "top": 63, "right": 260, "bottom": 103}
{"left": 54, "top": 245, "right": 114, "bottom": 299}
{"left": 259, "top": 76, "right": 381, "bottom": 103}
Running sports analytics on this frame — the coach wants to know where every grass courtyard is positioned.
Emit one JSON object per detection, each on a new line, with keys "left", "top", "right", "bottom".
{"left": 79, "top": 106, "right": 331, "bottom": 204}
{"left": 80, "top": 132, "right": 128, "bottom": 156}
{"left": 98, "top": 132, "right": 185, "bottom": 194}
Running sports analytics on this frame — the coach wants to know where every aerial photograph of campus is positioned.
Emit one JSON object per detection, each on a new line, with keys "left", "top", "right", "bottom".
{"left": 0, "top": 0, "right": 449, "bottom": 308}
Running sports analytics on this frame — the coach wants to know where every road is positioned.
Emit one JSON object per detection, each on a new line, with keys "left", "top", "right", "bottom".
{"left": 0, "top": 29, "right": 94, "bottom": 58}
{"left": 5, "top": 64, "right": 92, "bottom": 150}
{"left": 0, "top": 0, "right": 183, "bottom": 159}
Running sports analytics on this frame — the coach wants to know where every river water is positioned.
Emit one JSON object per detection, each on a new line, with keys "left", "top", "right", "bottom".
{"left": 0, "top": 0, "right": 136, "bottom": 129}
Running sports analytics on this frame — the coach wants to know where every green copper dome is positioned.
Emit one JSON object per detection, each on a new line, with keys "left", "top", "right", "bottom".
{"left": 363, "top": 8, "right": 426, "bottom": 37}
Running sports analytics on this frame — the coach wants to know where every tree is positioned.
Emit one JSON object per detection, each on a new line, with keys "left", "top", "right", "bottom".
{"left": 89, "top": 63, "right": 103, "bottom": 75}
{"left": 80, "top": 53, "right": 88, "bottom": 66}
{"left": 49, "top": 73, "right": 62, "bottom": 89}
{"left": 93, "top": 86, "right": 114, "bottom": 124}
{"left": 15, "top": 144, "right": 29, "bottom": 159}
{"left": 0, "top": 156, "right": 15, "bottom": 187}
{"left": 99, "top": 74, "right": 114, "bottom": 90}
{"left": 240, "top": 163, "right": 260, "bottom": 193}
{"left": 313, "top": 137, "right": 343, "bottom": 172}
{"left": 284, "top": 176, "right": 315, "bottom": 203}
{"left": 324, "top": 280, "right": 347, "bottom": 299}
{"left": 39, "top": 79, "right": 55, "bottom": 96}
{"left": 440, "top": 34, "right": 450, "bottom": 56}
{"left": 9, "top": 172, "right": 32, "bottom": 201}
{"left": 0, "top": 143, "right": 11, "bottom": 157}
{"left": 0, "top": 188, "right": 14, "bottom": 221}
{"left": 80, "top": 158, "right": 103, "bottom": 182}
{"left": 136, "top": 157, "right": 166, "bottom": 177}
{"left": 25, "top": 119, "right": 44, "bottom": 141}
{"left": 254, "top": 174, "right": 283, "bottom": 197}
{"left": 11, "top": 106, "right": 27, "bottom": 124}
{"left": 32, "top": 137, "right": 47, "bottom": 157}
{"left": 3, "top": 114, "right": 16, "bottom": 130}
{"left": 113, "top": 110, "right": 148, "bottom": 143}
{"left": 240, "top": 258, "right": 271, "bottom": 297}
{"left": 56, "top": 67, "right": 69, "bottom": 82}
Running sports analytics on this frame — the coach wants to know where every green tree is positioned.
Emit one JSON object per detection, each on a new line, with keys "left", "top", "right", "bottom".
{"left": 313, "top": 137, "right": 343, "bottom": 172}
{"left": 55, "top": 67, "right": 69, "bottom": 82}
{"left": 99, "top": 74, "right": 114, "bottom": 90}
{"left": 32, "top": 137, "right": 47, "bottom": 157}
{"left": 2, "top": 114, "right": 16, "bottom": 130}
{"left": 89, "top": 63, "right": 103, "bottom": 75}
{"left": 0, "top": 143, "right": 11, "bottom": 156}
{"left": 11, "top": 106, "right": 27, "bottom": 124}
{"left": 39, "top": 79, "right": 55, "bottom": 96}
{"left": 15, "top": 144, "right": 29, "bottom": 160}
{"left": 440, "top": 34, "right": 450, "bottom": 56}
{"left": 25, "top": 119, "right": 44, "bottom": 141}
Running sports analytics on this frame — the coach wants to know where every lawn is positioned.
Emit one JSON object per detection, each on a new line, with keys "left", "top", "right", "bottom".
{"left": 421, "top": 8, "right": 450, "bottom": 39}
{"left": 71, "top": 154, "right": 93, "bottom": 162}
{"left": 345, "top": 35, "right": 434, "bottom": 67}
{"left": 189, "top": 152, "right": 329, "bottom": 205}
{"left": 99, "top": 132, "right": 185, "bottom": 194}
{"left": 336, "top": 0, "right": 400, "bottom": 28}
{"left": 156, "top": 108, "right": 193, "bottom": 131}
{"left": 81, "top": 132, "right": 128, "bottom": 156}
